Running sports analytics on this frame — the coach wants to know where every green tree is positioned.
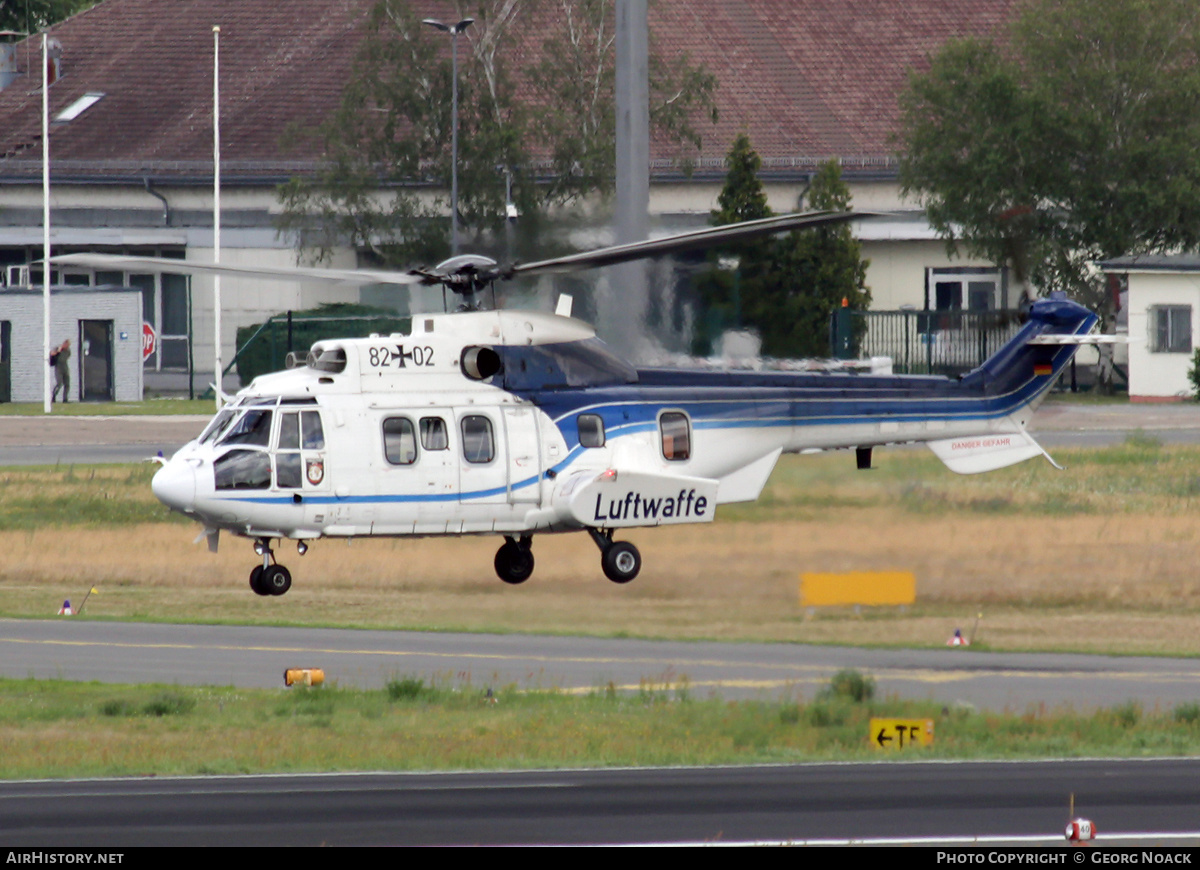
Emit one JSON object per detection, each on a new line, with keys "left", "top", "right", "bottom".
{"left": 278, "top": 0, "right": 717, "bottom": 267}
{"left": 277, "top": 0, "right": 534, "bottom": 266}
{"left": 695, "top": 137, "right": 869, "bottom": 358}
{"left": 899, "top": 0, "right": 1200, "bottom": 317}
{"left": 753, "top": 161, "right": 870, "bottom": 358}
{"left": 0, "top": 1, "right": 93, "bottom": 32}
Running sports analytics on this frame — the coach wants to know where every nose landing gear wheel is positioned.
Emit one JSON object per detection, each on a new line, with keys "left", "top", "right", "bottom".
{"left": 249, "top": 539, "right": 292, "bottom": 596}
{"left": 494, "top": 537, "right": 535, "bottom": 584}
{"left": 601, "top": 541, "right": 641, "bottom": 584}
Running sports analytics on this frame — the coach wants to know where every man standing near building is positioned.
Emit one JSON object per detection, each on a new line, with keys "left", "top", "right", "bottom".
{"left": 51, "top": 338, "right": 71, "bottom": 403}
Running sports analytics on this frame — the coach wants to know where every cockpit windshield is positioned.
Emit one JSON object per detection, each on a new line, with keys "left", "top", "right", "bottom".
{"left": 199, "top": 408, "right": 238, "bottom": 445}
{"left": 499, "top": 338, "right": 638, "bottom": 391}
{"left": 215, "top": 408, "right": 273, "bottom": 447}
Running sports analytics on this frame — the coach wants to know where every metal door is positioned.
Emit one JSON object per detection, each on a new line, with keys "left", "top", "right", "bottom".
{"left": 79, "top": 320, "right": 114, "bottom": 401}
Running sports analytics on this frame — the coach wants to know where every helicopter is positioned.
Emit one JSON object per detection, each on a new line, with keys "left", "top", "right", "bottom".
{"left": 54, "top": 211, "right": 1102, "bottom": 596}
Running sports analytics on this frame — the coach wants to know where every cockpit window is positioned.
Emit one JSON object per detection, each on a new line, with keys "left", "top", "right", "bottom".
{"left": 278, "top": 412, "right": 300, "bottom": 450}
{"left": 217, "top": 409, "right": 273, "bottom": 447}
{"left": 499, "top": 338, "right": 638, "bottom": 391}
{"left": 214, "top": 449, "right": 272, "bottom": 490}
{"left": 301, "top": 411, "right": 325, "bottom": 449}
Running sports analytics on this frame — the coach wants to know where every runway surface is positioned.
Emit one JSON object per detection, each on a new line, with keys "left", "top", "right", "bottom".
{"left": 4, "top": 760, "right": 1200, "bottom": 846}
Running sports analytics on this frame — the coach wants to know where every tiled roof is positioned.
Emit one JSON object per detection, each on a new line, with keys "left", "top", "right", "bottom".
{"left": 0, "top": 0, "right": 1014, "bottom": 181}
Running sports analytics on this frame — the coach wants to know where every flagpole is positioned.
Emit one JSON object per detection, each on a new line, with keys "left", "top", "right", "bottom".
{"left": 212, "top": 24, "right": 222, "bottom": 409}
{"left": 42, "top": 32, "right": 51, "bottom": 414}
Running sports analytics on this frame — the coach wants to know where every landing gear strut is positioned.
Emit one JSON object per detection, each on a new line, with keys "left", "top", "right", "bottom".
{"left": 588, "top": 529, "right": 641, "bottom": 584}
{"left": 494, "top": 535, "right": 534, "bottom": 584}
{"left": 249, "top": 538, "right": 292, "bottom": 597}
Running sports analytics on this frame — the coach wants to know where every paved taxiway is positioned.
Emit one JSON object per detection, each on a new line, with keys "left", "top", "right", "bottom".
{"left": 5, "top": 619, "right": 1200, "bottom": 711}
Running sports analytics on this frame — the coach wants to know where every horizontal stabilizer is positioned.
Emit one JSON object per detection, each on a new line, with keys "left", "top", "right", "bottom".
{"left": 927, "top": 429, "right": 1060, "bottom": 475}
{"left": 1026, "top": 334, "right": 1129, "bottom": 345}
{"left": 716, "top": 448, "right": 782, "bottom": 504}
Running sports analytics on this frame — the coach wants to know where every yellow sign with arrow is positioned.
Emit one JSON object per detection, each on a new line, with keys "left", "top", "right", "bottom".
{"left": 870, "top": 718, "right": 934, "bottom": 750}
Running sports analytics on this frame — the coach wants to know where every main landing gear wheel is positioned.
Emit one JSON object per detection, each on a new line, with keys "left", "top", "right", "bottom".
{"left": 261, "top": 564, "right": 292, "bottom": 596}
{"left": 494, "top": 537, "right": 534, "bottom": 585}
{"left": 601, "top": 540, "right": 641, "bottom": 584}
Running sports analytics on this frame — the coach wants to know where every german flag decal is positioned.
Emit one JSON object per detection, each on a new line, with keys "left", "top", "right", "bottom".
{"left": 1034, "top": 363, "right": 1053, "bottom": 376}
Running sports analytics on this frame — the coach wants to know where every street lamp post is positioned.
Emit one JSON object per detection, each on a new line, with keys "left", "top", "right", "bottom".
{"left": 422, "top": 17, "right": 474, "bottom": 256}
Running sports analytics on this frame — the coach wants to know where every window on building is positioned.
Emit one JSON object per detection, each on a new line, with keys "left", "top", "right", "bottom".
{"left": 929, "top": 269, "right": 1005, "bottom": 312}
{"left": 1149, "top": 305, "right": 1192, "bottom": 353}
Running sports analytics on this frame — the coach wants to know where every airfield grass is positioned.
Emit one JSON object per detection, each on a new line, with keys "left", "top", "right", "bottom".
{"left": 3, "top": 434, "right": 1200, "bottom": 654}
{"left": 3, "top": 673, "right": 1200, "bottom": 779}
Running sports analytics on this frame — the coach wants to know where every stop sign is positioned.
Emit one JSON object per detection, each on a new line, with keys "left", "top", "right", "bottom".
{"left": 142, "top": 322, "right": 157, "bottom": 361}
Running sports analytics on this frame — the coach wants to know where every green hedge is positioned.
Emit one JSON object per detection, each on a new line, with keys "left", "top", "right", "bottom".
{"left": 234, "top": 303, "right": 410, "bottom": 386}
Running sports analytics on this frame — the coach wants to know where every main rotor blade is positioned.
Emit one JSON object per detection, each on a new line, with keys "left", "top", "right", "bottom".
{"left": 48, "top": 254, "right": 427, "bottom": 286}
{"left": 505, "top": 210, "right": 879, "bottom": 277}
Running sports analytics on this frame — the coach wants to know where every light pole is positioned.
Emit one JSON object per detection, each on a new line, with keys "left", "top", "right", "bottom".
{"left": 422, "top": 17, "right": 473, "bottom": 256}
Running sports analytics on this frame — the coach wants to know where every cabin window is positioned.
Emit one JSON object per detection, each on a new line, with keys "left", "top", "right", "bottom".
{"left": 660, "top": 412, "right": 691, "bottom": 461}
{"left": 217, "top": 409, "right": 273, "bottom": 448}
{"left": 383, "top": 417, "right": 418, "bottom": 466}
{"left": 577, "top": 414, "right": 605, "bottom": 448}
{"left": 214, "top": 449, "right": 272, "bottom": 490}
{"left": 460, "top": 415, "right": 495, "bottom": 464}
{"left": 420, "top": 417, "right": 449, "bottom": 451}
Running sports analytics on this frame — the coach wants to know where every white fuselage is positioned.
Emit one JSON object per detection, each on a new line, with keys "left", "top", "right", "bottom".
{"left": 152, "top": 301, "right": 1097, "bottom": 543}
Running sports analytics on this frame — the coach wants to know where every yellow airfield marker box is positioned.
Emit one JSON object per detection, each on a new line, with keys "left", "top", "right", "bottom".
{"left": 800, "top": 571, "right": 916, "bottom": 607}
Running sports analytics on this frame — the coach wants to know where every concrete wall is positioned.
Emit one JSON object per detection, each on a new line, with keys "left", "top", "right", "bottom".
{"left": 0, "top": 287, "right": 143, "bottom": 402}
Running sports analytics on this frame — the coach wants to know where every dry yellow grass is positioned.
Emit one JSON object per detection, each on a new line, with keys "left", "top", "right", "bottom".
{"left": 6, "top": 446, "right": 1200, "bottom": 654}
{"left": 6, "top": 506, "right": 1200, "bottom": 655}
